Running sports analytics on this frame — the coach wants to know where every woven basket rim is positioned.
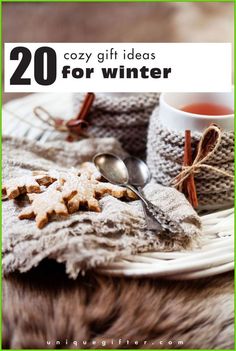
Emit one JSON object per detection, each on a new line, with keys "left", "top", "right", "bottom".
{"left": 98, "top": 208, "right": 234, "bottom": 280}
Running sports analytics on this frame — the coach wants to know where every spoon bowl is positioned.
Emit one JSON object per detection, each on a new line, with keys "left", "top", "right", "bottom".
{"left": 93, "top": 153, "right": 129, "bottom": 185}
{"left": 124, "top": 156, "right": 151, "bottom": 188}
{"left": 93, "top": 152, "right": 162, "bottom": 231}
{"left": 124, "top": 156, "right": 161, "bottom": 230}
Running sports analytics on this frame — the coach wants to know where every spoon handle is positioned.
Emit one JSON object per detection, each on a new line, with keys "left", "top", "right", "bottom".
{"left": 126, "top": 184, "right": 182, "bottom": 234}
{"left": 126, "top": 184, "right": 149, "bottom": 206}
{"left": 137, "top": 187, "right": 162, "bottom": 231}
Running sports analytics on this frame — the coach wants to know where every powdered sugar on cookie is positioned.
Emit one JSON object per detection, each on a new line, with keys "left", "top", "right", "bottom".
{"left": 5, "top": 163, "right": 136, "bottom": 228}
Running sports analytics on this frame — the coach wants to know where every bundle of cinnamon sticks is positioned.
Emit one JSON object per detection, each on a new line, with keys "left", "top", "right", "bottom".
{"left": 180, "top": 125, "right": 220, "bottom": 209}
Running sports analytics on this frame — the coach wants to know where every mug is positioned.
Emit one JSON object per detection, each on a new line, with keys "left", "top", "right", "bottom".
{"left": 159, "top": 90, "right": 234, "bottom": 132}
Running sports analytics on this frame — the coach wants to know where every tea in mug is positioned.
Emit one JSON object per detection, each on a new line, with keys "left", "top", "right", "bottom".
{"left": 181, "top": 103, "right": 233, "bottom": 116}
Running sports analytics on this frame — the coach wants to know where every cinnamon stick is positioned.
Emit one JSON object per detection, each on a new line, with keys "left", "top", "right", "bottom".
{"left": 196, "top": 123, "right": 220, "bottom": 160}
{"left": 183, "top": 130, "right": 198, "bottom": 208}
{"left": 66, "top": 92, "right": 95, "bottom": 132}
{"left": 76, "top": 92, "right": 95, "bottom": 121}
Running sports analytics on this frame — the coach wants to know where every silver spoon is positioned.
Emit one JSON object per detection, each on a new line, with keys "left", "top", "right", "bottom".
{"left": 124, "top": 156, "right": 151, "bottom": 188}
{"left": 124, "top": 156, "right": 161, "bottom": 230}
{"left": 93, "top": 153, "right": 162, "bottom": 230}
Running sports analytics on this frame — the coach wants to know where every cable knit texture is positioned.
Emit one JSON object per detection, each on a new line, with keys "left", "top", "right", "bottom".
{"left": 147, "top": 107, "right": 234, "bottom": 211}
{"left": 73, "top": 93, "right": 159, "bottom": 158}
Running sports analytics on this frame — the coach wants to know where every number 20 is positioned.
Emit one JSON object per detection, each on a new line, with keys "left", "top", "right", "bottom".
{"left": 10, "top": 46, "right": 57, "bottom": 86}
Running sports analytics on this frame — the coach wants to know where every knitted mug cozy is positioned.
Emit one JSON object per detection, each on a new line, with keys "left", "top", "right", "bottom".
{"left": 147, "top": 107, "right": 234, "bottom": 211}
{"left": 73, "top": 93, "right": 159, "bottom": 158}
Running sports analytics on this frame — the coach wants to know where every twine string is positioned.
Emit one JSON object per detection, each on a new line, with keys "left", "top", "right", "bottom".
{"left": 172, "top": 124, "right": 234, "bottom": 188}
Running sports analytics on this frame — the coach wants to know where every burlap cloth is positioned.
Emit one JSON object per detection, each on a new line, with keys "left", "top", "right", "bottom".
{"left": 3, "top": 136, "right": 201, "bottom": 279}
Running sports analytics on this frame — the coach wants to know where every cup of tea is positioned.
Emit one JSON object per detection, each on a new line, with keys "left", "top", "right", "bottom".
{"left": 158, "top": 90, "right": 234, "bottom": 132}
{"left": 147, "top": 89, "right": 234, "bottom": 211}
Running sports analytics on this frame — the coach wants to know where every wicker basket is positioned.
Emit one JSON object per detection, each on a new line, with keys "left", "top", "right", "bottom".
{"left": 98, "top": 208, "right": 234, "bottom": 280}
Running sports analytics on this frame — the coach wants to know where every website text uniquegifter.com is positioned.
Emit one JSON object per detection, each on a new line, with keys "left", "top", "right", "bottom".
{"left": 46, "top": 338, "right": 184, "bottom": 347}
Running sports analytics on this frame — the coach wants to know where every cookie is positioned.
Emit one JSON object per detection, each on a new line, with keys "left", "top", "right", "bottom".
{"left": 32, "top": 170, "right": 58, "bottom": 186}
{"left": 2, "top": 171, "right": 57, "bottom": 200}
{"left": 61, "top": 172, "right": 136, "bottom": 214}
{"left": 60, "top": 173, "right": 100, "bottom": 213}
{"left": 78, "top": 162, "right": 102, "bottom": 180}
{"left": 18, "top": 182, "right": 69, "bottom": 229}
{"left": 7, "top": 164, "right": 137, "bottom": 228}
{"left": 95, "top": 182, "right": 137, "bottom": 200}
{"left": 2, "top": 175, "right": 42, "bottom": 199}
